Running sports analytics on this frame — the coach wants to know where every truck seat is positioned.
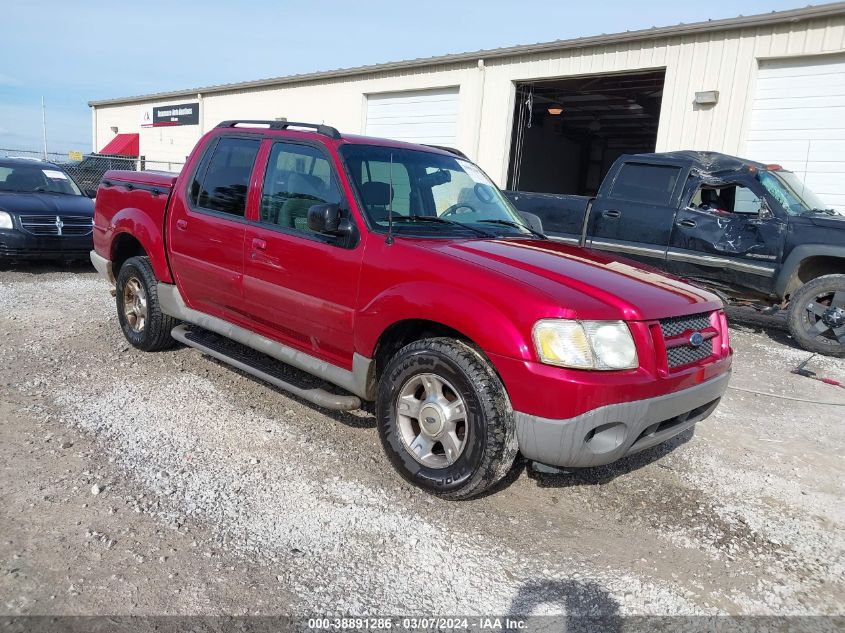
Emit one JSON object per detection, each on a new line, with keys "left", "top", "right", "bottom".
{"left": 360, "top": 181, "right": 394, "bottom": 221}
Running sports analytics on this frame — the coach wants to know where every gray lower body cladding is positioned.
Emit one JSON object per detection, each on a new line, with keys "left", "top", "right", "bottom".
{"left": 155, "top": 282, "right": 373, "bottom": 400}
{"left": 515, "top": 371, "right": 731, "bottom": 468}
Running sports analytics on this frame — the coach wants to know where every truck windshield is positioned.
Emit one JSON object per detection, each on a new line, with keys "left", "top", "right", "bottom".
{"left": 0, "top": 164, "right": 82, "bottom": 196}
{"left": 340, "top": 144, "right": 533, "bottom": 237}
{"left": 758, "top": 170, "right": 838, "bottom": 216}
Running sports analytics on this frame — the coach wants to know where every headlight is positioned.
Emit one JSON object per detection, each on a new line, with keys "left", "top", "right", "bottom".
{"left": 533, "top": 319, "right": 638, "bottom": 370}
{"left": 0, "top": 210, "right": 12, "bottom": 230}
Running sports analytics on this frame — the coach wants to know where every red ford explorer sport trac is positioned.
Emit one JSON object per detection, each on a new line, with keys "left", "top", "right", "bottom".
{"left": 90, "top": 120, "right": 732, "bottom": 499}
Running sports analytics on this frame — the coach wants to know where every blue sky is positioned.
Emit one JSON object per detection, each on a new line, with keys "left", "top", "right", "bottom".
{"left": 0, "top": 0, "right": 818, "bottom": 154}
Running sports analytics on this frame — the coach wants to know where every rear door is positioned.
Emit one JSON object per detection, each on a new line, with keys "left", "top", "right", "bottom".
{"left": 167, "top": 135, "right": 261, "bottom": 321}
{"left": 587, "top": 161, "right": 686, "bottom": 267}
{"left": 241, "top": 140, "right": 364, "bottom": 369}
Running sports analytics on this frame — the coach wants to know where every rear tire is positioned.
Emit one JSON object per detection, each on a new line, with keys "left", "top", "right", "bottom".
{"left": 787, "top": 274, "right": 845, "bottom": 358}
{"left": 376, "top": 337, "right": 517, "bottom": 500}
{"left": 115, "top": 256, "right": 178, "bottom": 352}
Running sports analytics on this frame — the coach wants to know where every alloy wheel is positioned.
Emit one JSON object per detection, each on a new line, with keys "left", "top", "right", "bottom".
{"left": 395, "top": 373, "right": 468, "bottom": 469}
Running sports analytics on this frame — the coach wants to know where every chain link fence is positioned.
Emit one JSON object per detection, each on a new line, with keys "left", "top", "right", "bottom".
{"left": 0, "top": 148, "right": 183, "bottom": 191}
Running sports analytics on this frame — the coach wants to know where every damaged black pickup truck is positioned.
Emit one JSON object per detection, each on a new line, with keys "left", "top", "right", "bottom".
{"left": 506, "top": 151, "right": 845, "bottom": 357}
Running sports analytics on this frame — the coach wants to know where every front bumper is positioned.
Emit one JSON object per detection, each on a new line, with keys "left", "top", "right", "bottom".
{"left": 515, "top": 370, "right": 730, "bottom": 468}
{"left": 0, "top": 230, "right": 92, "bottom": 260}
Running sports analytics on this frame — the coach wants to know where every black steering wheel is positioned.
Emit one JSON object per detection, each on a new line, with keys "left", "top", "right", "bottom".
{"left": 441, "top": 203, "right": 477, "bottom": 217}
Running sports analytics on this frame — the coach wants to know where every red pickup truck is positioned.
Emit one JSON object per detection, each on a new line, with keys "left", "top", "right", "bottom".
{"left": 90, "top": 120, "right": 732, "bottom": 499}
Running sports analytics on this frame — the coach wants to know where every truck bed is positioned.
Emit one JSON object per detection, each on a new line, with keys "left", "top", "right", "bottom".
{"left": 503, "top": 190, "right": 590, "bottom": 242}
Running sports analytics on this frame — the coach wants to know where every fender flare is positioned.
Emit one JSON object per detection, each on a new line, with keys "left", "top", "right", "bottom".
{"left": 108, "top": 208, "right": 173, "bottom": 283}
{"left": 775, "top": 244, "right": 845, "bottom": 298}
{"left": 355, "top": 280, "right": 532, "bottom": 363}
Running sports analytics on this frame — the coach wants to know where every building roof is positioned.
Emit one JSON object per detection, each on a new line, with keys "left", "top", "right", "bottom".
{"left": 89, "top": 2, "right": 845, "bottom": 107}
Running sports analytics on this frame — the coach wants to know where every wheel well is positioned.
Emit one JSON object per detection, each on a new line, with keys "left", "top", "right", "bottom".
{"left": 373, "top": 319, "right": 479, "bottom": 380}
{"left": 786, "top": 256, "right": 845, "bottom": 297}
{"left": 111, "top": 234, "right": 147, "bottom": 277}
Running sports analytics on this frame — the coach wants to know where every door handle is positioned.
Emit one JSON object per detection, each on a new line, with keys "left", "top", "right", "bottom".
{"left": 251, "top": 238, "right": 267, "bottom": 251}
{"left": 602, "top": 209, "right": 622, "bottom": 219}
{"left": 677, "top": 219, "right": 697, "bottom": 228}
{"left": 175, "top": 219, "right": 188, "bottom": 231}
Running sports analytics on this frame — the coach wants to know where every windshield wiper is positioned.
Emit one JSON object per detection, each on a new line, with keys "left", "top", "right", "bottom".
{"left": 34, "top": 188, "right": 73, "bottom": 196}
{"left": 809, "top": 208, "right": 838, "bottom": 216}
{"left": 391, "top": 215, "right": 496, "bottom": 237}
{"left": 477, "top": 218, "right": 547, "bottom": 239}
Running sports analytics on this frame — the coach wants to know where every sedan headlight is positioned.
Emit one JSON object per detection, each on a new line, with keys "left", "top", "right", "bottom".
{"left": 0, "top": 210, "right": 12, "bottom": 230}
{"left": 533, "top": 319, "right": 638, "bottom": 370}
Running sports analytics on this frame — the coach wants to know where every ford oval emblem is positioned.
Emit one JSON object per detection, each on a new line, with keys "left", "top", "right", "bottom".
{"left": 689, "top": 331, "right": 704, "bottom": 348}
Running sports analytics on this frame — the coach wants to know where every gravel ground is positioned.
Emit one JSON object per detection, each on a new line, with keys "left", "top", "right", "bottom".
{"left": 1, "top": 265, "right": 843, "bottom": 619}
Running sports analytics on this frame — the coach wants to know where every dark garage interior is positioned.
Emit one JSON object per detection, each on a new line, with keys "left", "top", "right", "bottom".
{"left": 507, "top": 69, "right": 666, "bottom": 195}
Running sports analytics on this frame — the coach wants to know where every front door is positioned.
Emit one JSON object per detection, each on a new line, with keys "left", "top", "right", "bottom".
{"left": 242, "top": 140, "right": 364, "bottom": 369}
{"left": 667, "top": 181, "right": 786, "bottom": 296}
{"left": 167, "top": 135, "right": 261, "bottom": 320}
{"left": 587, "top": 161, "right": 686, "bottom": 268}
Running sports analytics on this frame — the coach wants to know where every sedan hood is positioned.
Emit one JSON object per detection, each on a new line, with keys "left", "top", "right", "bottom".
{"left": 434, "top": 238, "right": 722, "bottom": 321}
{"left": 0, "top": 192, "right": 94, "bottom": 216}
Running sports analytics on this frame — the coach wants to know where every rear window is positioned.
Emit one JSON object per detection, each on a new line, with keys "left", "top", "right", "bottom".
{"left": 191, "top": 137, "right": 260, "bottom": 217}
{"left": 608, "top": 163, "right": 681, "bottom": 206}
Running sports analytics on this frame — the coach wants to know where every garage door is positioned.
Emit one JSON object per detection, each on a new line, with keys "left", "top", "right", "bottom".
{"left": 744, "top": 54, "right": 845, "bottom": 212}
{"left": 365, "top": 88, "right": 459, "bottom": 147}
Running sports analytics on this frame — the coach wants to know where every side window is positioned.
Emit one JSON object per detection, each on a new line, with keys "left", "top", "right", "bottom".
{"left": 260, "top": 143, "right": 341, "bottom": 233}
{"left": 608, "top": 163, "right": 681, "bottom": 206}
{"left": 732, "top": 186, "right": 764, "bottom": 214}
{"left": 193, "top": 137, "right": 260, "bottom": 217}
{"left": 691, "top": 184, "right": 764, "bottom": 215}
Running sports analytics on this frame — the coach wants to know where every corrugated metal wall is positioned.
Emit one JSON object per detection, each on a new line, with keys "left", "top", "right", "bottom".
{"left": 93, "top": 14, "right": 845, "bottom": 185}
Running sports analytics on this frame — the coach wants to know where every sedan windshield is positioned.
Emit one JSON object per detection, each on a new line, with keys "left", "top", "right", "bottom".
{"left": 0, "top": 164, "right": 82, "bottom": 196}
{"left": 758, "top": 170, "right": 838, "bottom": 216}
{"left": 340, "top": 145, "right": 533, "bottom": 237}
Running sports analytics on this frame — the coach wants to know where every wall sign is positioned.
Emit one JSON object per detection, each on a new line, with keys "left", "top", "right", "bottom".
{"left": 141, "top": 102, "right": 199, "bottom": 127}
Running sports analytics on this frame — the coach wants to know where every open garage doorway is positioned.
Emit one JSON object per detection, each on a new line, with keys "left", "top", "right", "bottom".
{"left": 507, "top": 69, "right": 665, "bottom": 194}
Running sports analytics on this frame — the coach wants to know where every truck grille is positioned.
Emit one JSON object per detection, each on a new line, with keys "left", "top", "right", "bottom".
{"left": 659, "top": 313, "right": 711, "bottom": 338}
{"left": 19, "top": 215, "right": 93, "bottom": 237}
{"left": 659, "top": 312, "right": 714, "bottom": 369}
{"left": 666, "top": 339, "right": 713, "bottom": 368}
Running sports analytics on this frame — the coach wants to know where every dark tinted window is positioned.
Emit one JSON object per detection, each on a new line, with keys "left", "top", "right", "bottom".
{"left": 194, "top": 137, "right": 260, "bottom": 216}
{"left": 608, "top": 163, "right": 681, "bottom": 206}
{"left": 260, "top": 143, "right": 341, "bottom": 233}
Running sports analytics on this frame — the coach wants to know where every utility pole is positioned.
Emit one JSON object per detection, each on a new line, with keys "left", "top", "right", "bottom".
{"left": 41, "top": 96, "right": 48, "bottom": 160}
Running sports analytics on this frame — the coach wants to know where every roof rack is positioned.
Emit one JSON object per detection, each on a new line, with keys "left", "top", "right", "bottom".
{"left": 216, "top": 120, "right": 341, "bottom": 139}
{"left": 425, "top": 144, "right": 468, "bottom": 159}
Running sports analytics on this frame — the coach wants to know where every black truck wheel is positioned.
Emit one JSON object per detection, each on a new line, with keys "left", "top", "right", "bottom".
{"left": 376, "top": 337, "right": 518, "bottom": 500}
{"left": 115, "top": 256, "right": 178, "bottom": 352}
{"left": 787, "top": 274, "right": 845, "bottom": 358}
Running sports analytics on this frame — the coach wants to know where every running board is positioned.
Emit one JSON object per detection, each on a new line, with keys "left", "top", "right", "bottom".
{"left": 171, "top": 325, "right": 362, "bottom": 411}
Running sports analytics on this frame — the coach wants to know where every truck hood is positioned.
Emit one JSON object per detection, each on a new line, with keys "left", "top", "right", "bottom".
{"left": 0, "top": 192, "right": 94, "bottom": 216}
{"left": 808, "top": 213, "right": 845, "bottom": 229}
{"left": 434, "top": 238, "right": 722, "bottom": 321}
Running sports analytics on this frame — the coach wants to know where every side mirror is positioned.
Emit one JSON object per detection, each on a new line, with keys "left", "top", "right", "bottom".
{"left": 758, "top": 199, "right": 774, "bottom": 219}
{"left": 520, "top": 211, "right": 544, "bottom": 234}
{"left": 84, "top": 188, "right": 97, "bottom": 199}
{"left": 307, "top": 203, "right": 350, "bottom": 236}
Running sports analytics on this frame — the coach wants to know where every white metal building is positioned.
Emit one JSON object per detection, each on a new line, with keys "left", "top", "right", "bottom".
{"left": 90, "top": 3, "right": 845, "bottom": 209}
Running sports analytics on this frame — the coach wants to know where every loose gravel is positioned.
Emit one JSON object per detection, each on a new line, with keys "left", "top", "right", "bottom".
{"left": 1, "top": 267, "right": 843, "bottom": 617}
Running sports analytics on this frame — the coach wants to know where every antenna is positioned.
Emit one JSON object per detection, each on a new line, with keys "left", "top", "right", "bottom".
{"left": 385, "top": 152, "right": 395, "bottom": 245}
{"left": 41, "top": 96, "right": 48, "bottom": 160}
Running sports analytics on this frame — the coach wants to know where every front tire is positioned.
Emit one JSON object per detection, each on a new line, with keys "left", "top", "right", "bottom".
{"left": 787, "top": 274, "right": 845, "bottom": 357}
{"left": 115, "top": 256, "right": 178, "bottom": 352}
{"left": 376, "top": 338, "right": 517, "bottom": 499}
